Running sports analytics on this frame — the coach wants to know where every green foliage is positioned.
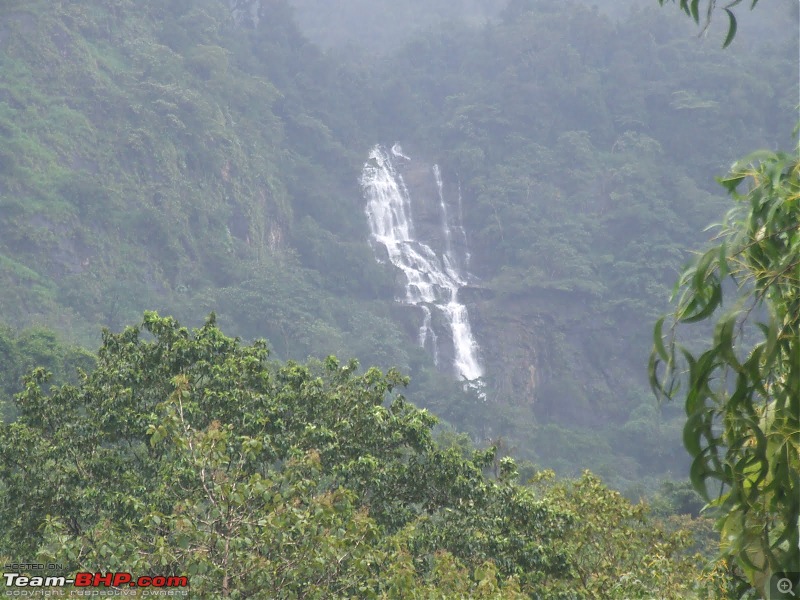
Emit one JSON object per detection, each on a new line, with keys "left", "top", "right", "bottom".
{"left": 0, "top": 314, "right": 557, "bottom": 595}
{"left": 0, "top": 325, "right": 93, "bottom": 421}
{"left": 651, "top": 2, "right": 800, "bottom": 593}
{"left": 0, "top": 313, "right": 709, "bottom": 597}
{"left": 0, "top": 0, "right": 415, "bottom": 374}
{"left": 531, "top": 470, "right": 715, "bottom": 599}
{"left": 652, "top": 151, "right": 800, "bottom": 591}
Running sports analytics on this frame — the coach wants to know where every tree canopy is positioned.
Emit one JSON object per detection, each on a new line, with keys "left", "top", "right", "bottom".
{"left": 0, "top": 312, "right": 714, "bottom": 598}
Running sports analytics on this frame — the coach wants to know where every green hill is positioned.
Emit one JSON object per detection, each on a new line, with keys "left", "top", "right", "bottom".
{"left": 0, "top": 0, "right": 796, "bottom": 488}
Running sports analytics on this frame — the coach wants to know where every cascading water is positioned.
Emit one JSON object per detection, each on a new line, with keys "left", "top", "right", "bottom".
{"left": 361, "top": 144, "right": 484, "bottom": 386}
{"left": 418, "top": 305, "right": 438, "bottom": 366}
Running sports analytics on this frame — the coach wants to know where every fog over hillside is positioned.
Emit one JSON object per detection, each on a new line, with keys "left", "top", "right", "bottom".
{"left": 287, "top": 0, "right": 797, "bottom": 53}
{"left": 1, "top": 0, "right": 798, "bottom": 594}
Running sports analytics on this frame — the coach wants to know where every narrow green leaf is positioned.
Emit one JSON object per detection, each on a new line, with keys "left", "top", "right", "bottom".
{"left": 715, "top": 311, "right": 741, "bottom": 371}
{"left": 718, "top": 241, "right": 729, "bottom": 279}
{"left": 648, "top": 354, "right": 665, "bottom": 399}
{"left": 684, "top": 412, "right": 705, "bottom": 455}
{"left": 690, "top": 0, "right": 700, "bottom": 23}
{"left": 690, "top": 454, "right": 711, "bottom": 500}
{"left": 682, "top": 283, "right": 722, "bottom": 323}
{"left": 763, "top": 312, "right": 779, "bottom": 359}
{"left": 653, "top": 316, "right": 668, "bottom": 360}
{"left": 717, "top": 175, "right": 744, "bottom": 197}
{"left": 722, "top": 9, "right": 737, "bottom": 48}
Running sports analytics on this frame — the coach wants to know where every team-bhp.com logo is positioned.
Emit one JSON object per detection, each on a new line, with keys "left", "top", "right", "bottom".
{"left": 3, "top": 571, "right": 188, "bottom": 596}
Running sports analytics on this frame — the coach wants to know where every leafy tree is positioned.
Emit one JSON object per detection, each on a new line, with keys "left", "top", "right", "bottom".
{"left": 531, "top": 470, "right": 716, "bottom": 599}
{"left": 651, "top": 0, "right": 799, "bottom": 594}
{"left": 0, "top": 312, "right": 715, "bottom": 597}
{"left": 652, "top": 150, "right": 800, "bottom": 593}
{"left": 0, "top": 312, "right": 570, "bottom": 596}
{"left": 0, "top": 325, "right": 93, "bottom": 421}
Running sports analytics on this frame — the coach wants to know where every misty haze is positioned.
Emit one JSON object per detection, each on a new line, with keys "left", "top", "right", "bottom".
{"left": 0, "top": 0, "right": 797, "bottom": 597}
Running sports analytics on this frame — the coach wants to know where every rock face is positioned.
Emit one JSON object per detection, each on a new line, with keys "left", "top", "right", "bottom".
{"left": 361, "top": 144, "right": 623, "bottom": 425}
{"left": 361, "top": 144, "right": 483, "bottom": 386}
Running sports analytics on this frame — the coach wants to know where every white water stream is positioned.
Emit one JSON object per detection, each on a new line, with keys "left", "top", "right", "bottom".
{"left": 361, "top": 144, "right": 483, "bottom": 384}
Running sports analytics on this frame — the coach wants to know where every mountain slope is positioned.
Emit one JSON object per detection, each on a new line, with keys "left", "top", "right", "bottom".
{"left": 0, "top": 0, "right": 409, "bottom": 370}
{"left": 0, "top": 0, "right": 796, "bottom": 487}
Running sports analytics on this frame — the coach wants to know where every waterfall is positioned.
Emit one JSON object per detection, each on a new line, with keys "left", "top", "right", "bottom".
{"left": 433, "top": 165, "right": 454, "bottom": 262}
{"left": 361, "top": 144, "right": 483, "bottom": 385}
{"left": 418, "top": 305, "right": 439, "bottom": 366}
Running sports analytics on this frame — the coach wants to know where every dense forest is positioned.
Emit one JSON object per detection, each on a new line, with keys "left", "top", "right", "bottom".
{"left": 0, "top": 0, "right": 797, "bottom": 597}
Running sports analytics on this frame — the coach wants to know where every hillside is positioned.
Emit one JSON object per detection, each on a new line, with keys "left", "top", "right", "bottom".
{"left": 0, "top": 0, "right": 797, "bottom": 489}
